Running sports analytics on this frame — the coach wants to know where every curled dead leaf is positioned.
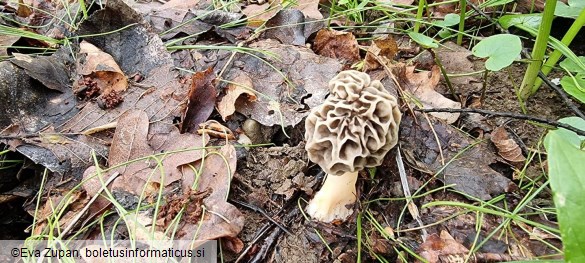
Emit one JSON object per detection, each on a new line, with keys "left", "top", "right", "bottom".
{"left": 242, "top": 2, "right": 280, "bottom": 26}
{"left": 393, "top": 64, "right": 461, "bottom": 123}
{"left": 1, "top": 35, "right": 20, "bottom": 57}
{"left": 217, "top": 73, "right": 257, "bottom": 121}
{"left": 181, "top": 67, "right": 217, "bottom": 133}
{"left": 197, "top": 120, "right": 236, "bottom": 140}
{"left": 178, "top": 145, "right": 245, "bottom": 243}
{"left": 364, "top": 36, "right": 398, "bottom": 71}
{"left": 418, "top": 231, "right": 469, "bottom": 263}
{"left": 76, "top": 41, "right": 128, "bottom": 97}
{"left": 313, "top": 29, "right": 360, "bottom": 64}
{"left": 490, "top": 126, "right": 526, "bottom": 163}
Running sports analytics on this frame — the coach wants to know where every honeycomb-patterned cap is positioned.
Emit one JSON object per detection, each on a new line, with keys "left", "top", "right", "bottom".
{"left": 305, "top": 70, "right": 401, "bottom": 175}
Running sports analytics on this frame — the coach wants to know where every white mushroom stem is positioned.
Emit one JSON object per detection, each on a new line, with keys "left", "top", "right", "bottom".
{"left": 306, "top": 171, "right": 358, "bottom": 223}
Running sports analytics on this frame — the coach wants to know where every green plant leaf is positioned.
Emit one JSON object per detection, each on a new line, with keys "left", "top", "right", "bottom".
{"left": 555, "top": 0, "right": 585, "bottom": 19}
{"left": 560, "top": 56, "right": 585, "bottom": 73}
{"left": 408, "top": 32, "right": 438, "bottom": 48}
{"left": 471, "top": 34, "right": 521, "bottom": 71}
{"left": 484, "top": 0, "right": 514, "bottom": 7}
{"left": 560, "top": 74, "right": 585, "bottom": 104}
{"left": 544, "top": 117, "right": 585, "bottom": 263}
{"left": 500, "top": 15, "right": 585, "bottom": 72}
{"left": 435, "top": 13, "right": 460, "bottom": 27}
{"left": 499, "top": 13, "right": 542, "bottom": 30}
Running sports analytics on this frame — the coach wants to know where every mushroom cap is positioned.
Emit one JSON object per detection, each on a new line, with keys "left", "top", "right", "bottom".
{"left": 305, "top": 70, "right": 401, "bottom": 176}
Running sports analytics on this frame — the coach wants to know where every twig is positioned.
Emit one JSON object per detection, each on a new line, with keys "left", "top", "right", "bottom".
{"left": 538, "top": 72, "right": 585, "bottom": 120}
{"left": 229, "top": 199, "right": 292, "bottom": 235}
{"left": 396, "top": 147, "right": 428, "bottom": 240}
{"left": 249, "top": 208, "right": 299, "bottom": 263}
{"left": 414, "top": 108, "right": 585, "bottom": 136}
{"left": 234, "top": 222, "right": 273, "bottom": 263}
{"left": 59, "top": 172, "right": 121, "bottom": 239}
{"left": 234, "top": 192, "right": 302, "bottom": 263}
{"left": 0, "top": 132, "right": 85, "bottom": 140}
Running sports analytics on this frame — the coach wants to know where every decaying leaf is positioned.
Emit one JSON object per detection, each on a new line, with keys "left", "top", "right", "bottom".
{"left": 0, "top": 35, "right": 20, "bottom": 57}
{"left": 75, "top": 41, "right": 128, "bottom": 97}
{"left": 418, "top": 231, "right": 469, "bottom": 263}
{"left": 401, "top": 113, "right": 515, "bottom": 200}
{"left": 225, "top": 39, "right": 343, "bottom": 127}
{"left": 86, "top": 110, "right": 208, "bottom": 195}
{"left": 364, "top": 36, "right": 399, "bottom": 71}
{"left": 295, "top": 0, "right": 322, "bottom": 19}
{"left": 33, "top": 191, "right": 89, "bottom": 236}
{"left": 217, "top": 72, "right": 257, "bottom": 120}
{"left": 157, "top": 189, "right": 211, "bottom": 228}
{"left": 242, "top": 2, "right": 278, "bottom": 26}
{"left": 435, "top": 42, "right": 483, "bottom": 92}
{"left": 178, "top": 145, "right": 245, "bottom": 242}
{"left": 180, "top": 67, "right": 217, "bottom": 133}
{"left": 197, "top": 120, "right": 236, "bottom": 140}
{"left": 313, "top": 29, "right": 360, "bottom": 64}
{"left": 264, "top": 9, "right": 306, "bottom": 46}
{"left": 242, "top": 0, "right": 322, "bottom": 26}
{"left": 393, "top": 64, "right": 461, "bottom": 123}
{"left": 490, "top": 126, "right": 526, "bottom": 163}
{"left": 238, "top": 144, "right": 314, "bottom": 201}
{"left": 10, "top": 51, "right": 73, "bottom": 93}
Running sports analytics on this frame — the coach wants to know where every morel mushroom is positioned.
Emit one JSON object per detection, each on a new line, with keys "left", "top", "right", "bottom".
{"left": 305, "top": 70, "right": 401, "bottom": 222}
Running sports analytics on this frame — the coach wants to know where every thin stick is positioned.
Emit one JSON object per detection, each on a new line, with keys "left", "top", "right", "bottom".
{"left": 230, "top": 199, "right": 292, "bottom": 235}
{"left": 396, "top": 147, "right": 428, "bottom": 240}
{"left": 414, "top": 108, "right": 585, "bottom": 136}
{"left": 59, "top": 172, "right": 121, "bottom": 238}
{"left": 538, "top": 72, "right": 585, "bottom": 120}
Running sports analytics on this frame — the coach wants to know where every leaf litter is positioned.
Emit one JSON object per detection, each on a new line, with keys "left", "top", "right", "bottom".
{"left": 400, "top": 113, "right": 516, "bottom": 200}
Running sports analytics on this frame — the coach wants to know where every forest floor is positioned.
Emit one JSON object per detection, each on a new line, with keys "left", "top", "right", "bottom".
{"left": 1, "top": 0, "right": 584, "bottom": 262}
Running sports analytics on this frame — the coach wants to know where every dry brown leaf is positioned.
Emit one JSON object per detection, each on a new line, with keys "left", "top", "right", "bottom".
{"left": 223, "top": 237, "right": 245, "bottom": 253}
{"left": 364, "top": 36, "right": 398, "bottom": 71}
{"left": 401, "top": 113, "right": 515, "bottom": 200}
{"left": 242, "top": 2, "right": 281, "bottom": 26}
{"left": 178, "top": 145, "right": 245, "bottom": 242}
{"left": 313, "top": 29, "right": 360, "bottom": 64}
{"left": 225, "top": 39, "right": 342, "bottom": 127}
{"left": 0, "top": 35, "right": 20, "bottom": 57}
{"left": 16, "top": 0, "right": 32, "bottom": 17}
{"left": 82, "top": 109, "right": 208, "bottom": 197}
{"left": 418, "top": 231, "right": 469, "bottom": 263}
{"left": 160, "top": 0, "right": 203, "bottom": 9}
{"left": 435, "top": 42, "right": 483, "bottom": 91}
{"left": 243, "top": 0, "right": 322, "bottom": 26}
{"left": 490, "top": 126, "right": 526, "bottom": 163}
{"left": 197, "top": 120, "right": 236, "bottom": 140}
{"left": 295, "top": 0, "right": 322, "bottom": 19}
{"left": 76, "top": 41, "right": 128, "bottom": 96}
{"left": 217, "top": 72, "right": 257, "bottom": 120}
{"left": 180, "top": 67, "right": 217, "bottom": 133}
{"left": 32, "top": 191, "right": 89, "bottom": 236}
{"left": 394, "top": 64, "right": 461, "bottom": 123}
